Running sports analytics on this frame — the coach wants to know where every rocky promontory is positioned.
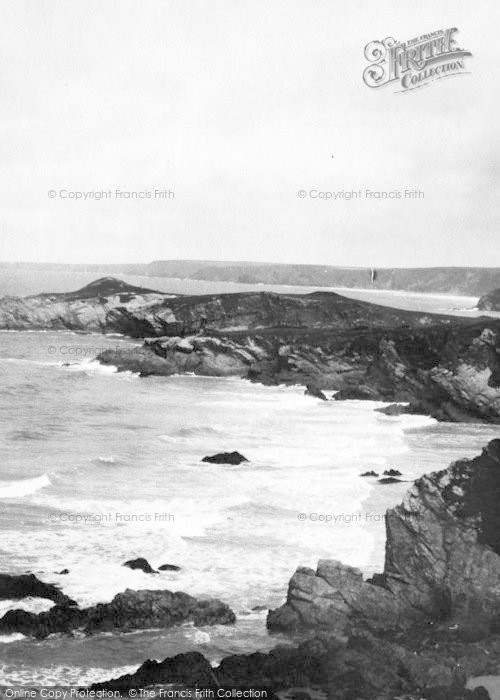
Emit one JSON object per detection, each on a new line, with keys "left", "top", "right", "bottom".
{"left": 99, "top": 321, "right": 500, "bottom": 423}
{"left": 2, "top": 277, "right": 500, "bottom": 423}
{"left": 92, "top": 441, "right": 500, "bottom": 698}
{"left": 0, "top": 277, "right": 173, "bottom": 334}
{"left": 478, "top": 288, "right": 500, "bottom": 312}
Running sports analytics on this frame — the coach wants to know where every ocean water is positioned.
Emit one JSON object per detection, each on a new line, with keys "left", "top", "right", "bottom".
{"left": 1, "top": 274, "right": 500, "bottom": 685}
{"left": 0, "top": 329, "right": 499, "bottom": 685}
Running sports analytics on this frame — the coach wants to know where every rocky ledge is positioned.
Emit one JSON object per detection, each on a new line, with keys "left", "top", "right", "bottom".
{"left": 92, "top": 441, "right": 500, "bottom": 699}
{"left": 0, "top": 587, "right": 235, "bottom": 639}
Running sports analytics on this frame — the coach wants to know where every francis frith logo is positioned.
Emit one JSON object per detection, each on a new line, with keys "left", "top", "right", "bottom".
{"left": 363, "top": 28, "right": 472, "bottom": 91}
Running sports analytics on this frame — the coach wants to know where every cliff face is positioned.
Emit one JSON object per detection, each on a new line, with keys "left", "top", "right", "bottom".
{"left": 478, "top": 288, "right": 500, "bottom": 311}
{"left": 92, "top": 443, "right": 500, "bottom": 698}
{"left": 268, "top": 440, "right": 500, "bottom": 636}
{"left": 0, "top": 277, "right": 173, "bottom": 333}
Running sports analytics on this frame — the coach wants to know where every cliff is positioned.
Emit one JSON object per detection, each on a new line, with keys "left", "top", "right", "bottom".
{"left": 3, "top": 261, "right": 500, "bottom": 294}
{"left": 92, "top": 442, "right": 500, "bottom": 699}
{"left": 478, "top": 289, "right": 500, "bottom": 312}
{"left": 0, "top": 277, "right": 173, "bottom": 333}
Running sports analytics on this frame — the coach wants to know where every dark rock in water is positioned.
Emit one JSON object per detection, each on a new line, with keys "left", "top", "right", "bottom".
{"left": 123, "top": 558, "right": 157, "bottom": 574}
{"left": 375, "top": 402, "right": 428, "bottom": 416}
{"left": 58, "top": 569, "right": 69, "bottom": 575}
{"left": 0, "top": 588, "right": 235, "bottom": 639}
{"left": 0, "top": 573, "right": 76, "bottom": 606}
{"left": 158, "top": 564, "right": 181, "bottom": 572}
{"left": 378, "top": 476, "right": 403, "bottom": 484}
{"left": 360, "top": 470, "right": 378, "bottom": 477}
{"left": 304, "top": 384, "right": 327, "bottom": 401}
{"left": 251, "top": 605, "right": 269, "bottom": 612}
{"left": 202, "top": 451, "right": 249, "bottom": 465}
{"left": 384, "top": 468, "right": 402, "bottom": 476}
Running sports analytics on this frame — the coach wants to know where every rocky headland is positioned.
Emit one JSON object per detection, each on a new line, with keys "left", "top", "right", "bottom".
{"left": 1, "top": 277, "right": 500, "bottom": 423}
{"left": 90, "top": 441, "right": 500, "bottom": 698}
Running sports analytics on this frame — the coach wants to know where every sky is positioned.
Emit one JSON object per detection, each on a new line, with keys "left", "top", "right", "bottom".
{"left": 1, "top": 0, "right": 499, "bottom": 266}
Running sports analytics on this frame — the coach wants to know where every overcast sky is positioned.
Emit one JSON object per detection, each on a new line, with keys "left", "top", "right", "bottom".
{"left": 1, "top": 0, "right": 498, "bottom": 266}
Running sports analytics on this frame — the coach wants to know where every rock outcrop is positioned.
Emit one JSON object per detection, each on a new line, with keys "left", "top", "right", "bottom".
{"left": 0, "top": 573, "right": 76, "bottom": 606}
{"left": 99, "top": 321, "right": 500, "bottom": 424}
{"left": 2, "top": 277, "right": 500, "bottom": 423}
{"left": 478, "top": 288, "right": 500, "bottom": 311}
{"left": 90, "top": 441, "right": 500, "bottom": 699}
{"left": 201, "top": 451, "right": 249, "bottom": 465}
{"left": 0, "top": 588, "right": 235, "bottom": 639}
{"left": 123, "top": 558, "right": 157, "bottom": 574}
{"left": 268, "top": 440, "right": 500, "bottom": 634}
{"left": 0, "top": 277, "right": 172, "bottom": 334}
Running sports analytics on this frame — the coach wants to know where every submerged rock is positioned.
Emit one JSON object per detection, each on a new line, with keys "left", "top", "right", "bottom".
{"left": 123, "top": 558, "right": 157, "bottom": 574}
{"left": 0, "top": 573, "right": 76, "bottom": 606}
{"left": 202, "top": 451, "right": 249, "bottom": 465}
{"left": 0, "top": 588, "right": 235, "bottom": 639}
{"left": 158, "top": 564, "right": 181, "bottom": 572}
{"left": 378, "top": 477, "right": 403, "bottom": 484}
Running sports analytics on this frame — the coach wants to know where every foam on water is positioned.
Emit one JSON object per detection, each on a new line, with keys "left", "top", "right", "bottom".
{"left": 1, "top": 329, "right": 499, "bottom": 685}
{"left": 0, "top": 473, "right": 51, "bottom": 498}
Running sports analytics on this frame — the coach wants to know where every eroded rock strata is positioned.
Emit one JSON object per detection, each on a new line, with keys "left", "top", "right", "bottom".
{"left": 90, "top": 442, "right": 500, "bottom": 699}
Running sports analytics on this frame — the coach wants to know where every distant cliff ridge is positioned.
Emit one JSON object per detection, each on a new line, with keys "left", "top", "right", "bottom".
{"left": 2, "top": 261, "right": 500, "bottom": 295}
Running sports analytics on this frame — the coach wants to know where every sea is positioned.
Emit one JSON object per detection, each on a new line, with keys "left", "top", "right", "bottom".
{"left": 0, "top": 270, "right": 499, "bottom": 687}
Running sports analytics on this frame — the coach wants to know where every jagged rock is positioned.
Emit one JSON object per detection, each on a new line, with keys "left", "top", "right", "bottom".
{"left": 0, "top": 573, "right": 76, "bottom": 606}
{"left": 360, "top": 470, "right": 378, "bottom": 477}
{"left": 304, "top": 384, "right": 328, "bottom": 401}
{"left": 0, "top": 588, "right": 235, "bottom": 639}
{"left": 2, "top": 277, "right": 500, "bottom": 423}
{"left": 202, "top": 451, "right": 249, "bottom": 465}
{"left": 91, "top": 652, "right": 217, "bottom": 692}
{"left": 268, "top": 440, "right": 500, "bottom": 637}
{"left": 123, "top": 558, "right": 157, "bottom": 573}
{"left": 58, "top": 569, "right": 69, "bottom": 575}
{"left": 158, "top": 564, "right": 181, "bottom": 571}
{"left": 91, "top": 442, "right": 500, "bottom": 699}
{"left": 375, "top": 402, "right": 427, "bottom": 416}
{"left": 384, "top": 469, "right": 402, "bottom": 476}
